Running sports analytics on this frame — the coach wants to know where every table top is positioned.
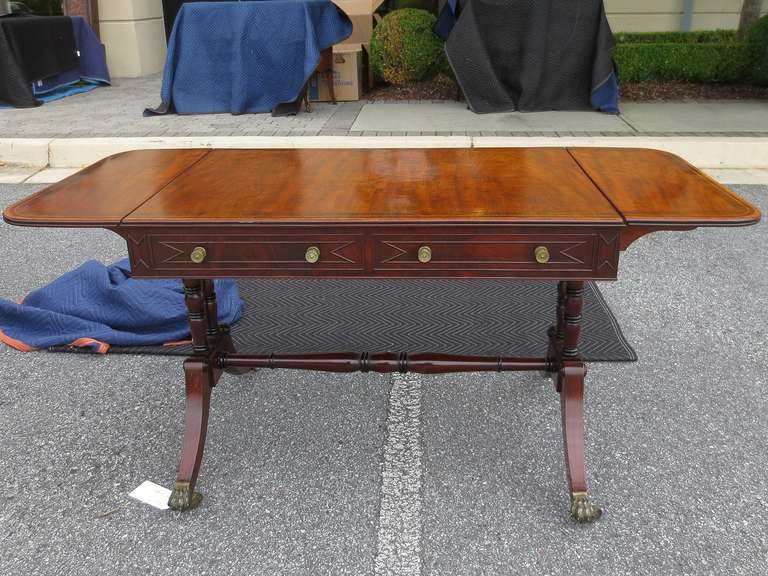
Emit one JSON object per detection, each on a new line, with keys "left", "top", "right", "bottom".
{"left": 3, "top": 147, "right": 760, "bottom": 229}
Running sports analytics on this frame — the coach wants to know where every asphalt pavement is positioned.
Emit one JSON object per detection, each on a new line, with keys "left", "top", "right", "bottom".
{"left": 0, "top": 183, "right": 766, "bottom": 576}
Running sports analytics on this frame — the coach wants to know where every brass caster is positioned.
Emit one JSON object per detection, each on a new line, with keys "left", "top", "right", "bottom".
{"left": 168, "top": 481, "right": 203, "bottom": 511}
{"left": 570, "top": 492, "right": 602, "bottom": 523}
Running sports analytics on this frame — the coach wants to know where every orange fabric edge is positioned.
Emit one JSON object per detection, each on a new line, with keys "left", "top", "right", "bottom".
{"left": 0, "top": 292, "right": 38, "bottom": 351}
{"left": 0, "top": 332, "right": 113, "bottom": 354}
{"left": 0, "top": 327, "right": 38, "bottom": 352}
{"left": 70, "top": 338, "right": 111, "bottom": 354}
{"left": 5, "top": 292, "right": 185, "bottom": 353}
{"left": 164, "top": 339, "right": 193, "bottom": 347}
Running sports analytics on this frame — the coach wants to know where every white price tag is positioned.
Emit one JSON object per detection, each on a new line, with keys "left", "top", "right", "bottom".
{"left": 128, "top": 481, "right": 172, "bottom": 510}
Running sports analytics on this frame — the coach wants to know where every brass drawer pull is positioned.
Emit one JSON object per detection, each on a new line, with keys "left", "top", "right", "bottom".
{"left": 305, "top": 246, "right": 321, "bottom": 263}
{"left": 417, "top": 245, "right": 432, "bottom": 263}
{"left": 190, "top": 246, "right": 207, "bottom": 264}
{"left": 534, "top": 246, "right": 550, "bottom": 264}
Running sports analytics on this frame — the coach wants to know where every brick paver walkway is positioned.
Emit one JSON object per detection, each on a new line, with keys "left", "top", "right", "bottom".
{"left": 2, "top": 75, "right": 767, "bottom": 139}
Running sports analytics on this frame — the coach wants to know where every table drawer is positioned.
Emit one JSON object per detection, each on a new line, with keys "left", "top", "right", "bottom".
{"left": 124, "top": 228, "right": 620, "bottom": 279}
{"left": 144, "top": 233, "right": 365, "bottom": 273}
{"left": 372, "top": 232, "right": 619, "bottom": 277}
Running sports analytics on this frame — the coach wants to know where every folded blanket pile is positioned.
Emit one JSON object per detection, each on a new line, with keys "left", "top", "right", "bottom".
{"left": 0, "top": 259, "right": 242, "bottom": 353}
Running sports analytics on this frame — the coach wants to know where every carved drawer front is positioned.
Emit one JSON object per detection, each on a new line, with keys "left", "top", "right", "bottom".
{"left": 372, "top": 232, "right": 620, "bottom": 278}
{"left": 146, "top": 233, "right": 364, "bottom": 273}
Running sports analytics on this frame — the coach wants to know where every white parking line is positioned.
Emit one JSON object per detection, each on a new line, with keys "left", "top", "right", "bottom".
{"left": 375, "top": 372, "right": 423, "bottom": 576}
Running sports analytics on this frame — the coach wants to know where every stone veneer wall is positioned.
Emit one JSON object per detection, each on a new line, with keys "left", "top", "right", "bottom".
{"left": 605, "top": 0, "right": 767, "bottom": 32}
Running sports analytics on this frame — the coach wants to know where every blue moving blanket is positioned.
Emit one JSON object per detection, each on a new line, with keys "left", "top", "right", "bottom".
{"left": 145, "top": 0, "right": 351, "bottom": 115}
{"left": 0, "top": 259, "right": 243, "bottom": 353}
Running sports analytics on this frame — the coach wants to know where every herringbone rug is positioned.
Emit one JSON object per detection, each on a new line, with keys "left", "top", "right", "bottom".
{"left": 51, "top": 279, "right": 635, "bottom": 361}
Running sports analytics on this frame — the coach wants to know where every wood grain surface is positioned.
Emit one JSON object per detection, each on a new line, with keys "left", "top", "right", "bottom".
{"left": 3, "top": 149, "right": 209, "bottom": 226}
{"left": 569, "top": 148, "right": 761, "bottom": 226}
{"left": 124, "top": 148, "right": 623, "bottom": 224}
{"left": 3, "top": 147, "right": 760, "bottom": 228}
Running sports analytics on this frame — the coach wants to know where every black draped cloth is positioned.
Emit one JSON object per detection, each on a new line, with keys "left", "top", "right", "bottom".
{"left": 162, "top": 0, "right": 232, "bottom": 40}
{"left": 162, "top": 0, "right": 186, "bottom": 40}
{"left": 0, "top": 15, "right": 79, "bottom": 107}
{"left": 435, "top": 0, "right": 619, "bottom": 114}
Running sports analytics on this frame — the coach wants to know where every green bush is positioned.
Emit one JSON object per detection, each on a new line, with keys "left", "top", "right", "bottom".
{"left": 614, "top": 40, "right": 749, "bottom": 83}
{"left": 23, "top": 0, "right": 62, "bottom": 14}
{"left": 371, "top": 9, "right": 448, "bottom": 85}
{"left": 390, "top": 0, "right": 436, "bottom": 10}
{"left": 744, "top": 15, "right": 768, "bottom": 85}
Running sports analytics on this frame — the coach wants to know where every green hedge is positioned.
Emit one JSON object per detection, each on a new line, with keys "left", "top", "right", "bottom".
{"left": 614, "top": 42, "right": 749, "bottom": 83}
{"left": 744, "top": 15, "right": 768, "bottom": 85}
{"left": 614, "top": 30, "right": 737, "bottom": 44}
{"left": 22, "top": 0, "right": 62, "bottom": 14}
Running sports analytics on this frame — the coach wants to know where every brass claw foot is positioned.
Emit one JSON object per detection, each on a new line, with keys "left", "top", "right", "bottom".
{"left": 570, "top": 492, "right": 602, "bottom": 523}
{"left": 168, "top": 481, "right": 203, "bottom": 511}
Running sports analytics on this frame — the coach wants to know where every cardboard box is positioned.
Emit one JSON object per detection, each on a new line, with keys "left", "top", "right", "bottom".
{"left": 333, "top": 0, "right": 385, "bottom": 45}
{"left": 309, "top": 43, "right": 366, "bottom": 102}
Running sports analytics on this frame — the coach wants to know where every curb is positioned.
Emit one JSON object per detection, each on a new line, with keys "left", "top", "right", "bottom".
{"left": 1, "top": 135, "right": 767, "bottom": 170}
{"left": 0, "top": 139, "right": 52, "bottom": 167}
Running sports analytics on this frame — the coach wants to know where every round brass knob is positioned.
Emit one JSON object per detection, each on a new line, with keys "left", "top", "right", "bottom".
{"left": 534, "top": 246, "right": 550, "bottom": 264}
{"left": 305, "top": 246, "right": 321, "bottom": 264}
{"left": 417, "top": 245, "right": 432, "bottom": 264}
{"left": 190, "top": 246, "right": 207, "bottom": 264}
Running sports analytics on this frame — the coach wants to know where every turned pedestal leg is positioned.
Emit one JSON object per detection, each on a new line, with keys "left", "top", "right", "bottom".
{"left": 543, "top": 281, "right": 567, "bottom": 382}
{"left": 556, "top": 281, "right": 602, "bottom": 522}
{"left": 202, "top": 280, "right": 250, "bottom": 375}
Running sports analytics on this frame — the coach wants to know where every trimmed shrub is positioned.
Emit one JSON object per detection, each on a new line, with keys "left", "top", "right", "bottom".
{"left": 22, "top": 0, "right": 62, "bottom": 14}
{"left": 614, "top": 29, "right": 750, "bottom": 84}
{"left": 371, "top": 9, "right": 448, "bottom": 85}
{"left": 615, "top": 30, "right": 737, "bottom": 44}
{"left": 390, "top": 0, "right": 436, "bottom": 10}
{"left": 744, "top": 15, "right": 768, "bottom": 85}
{"left": 614, "top": 42, "right": 749, "bottom": 83}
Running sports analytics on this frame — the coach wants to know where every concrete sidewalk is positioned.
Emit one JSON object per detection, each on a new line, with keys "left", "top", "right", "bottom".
{"left": 1, "top": 76, "right": 767, "bottom": 181}
{"left": 352, "top": 100, "right": 768, "bottom": 135}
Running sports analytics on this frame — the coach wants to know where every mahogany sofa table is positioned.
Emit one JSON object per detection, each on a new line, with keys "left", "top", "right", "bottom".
{"left": 3, "top": 147, "right": 760, "bottom": 522}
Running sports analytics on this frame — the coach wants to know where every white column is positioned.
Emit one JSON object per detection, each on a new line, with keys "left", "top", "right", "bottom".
{"left": 98, "top": 0, "right": 167, "bottom": 77}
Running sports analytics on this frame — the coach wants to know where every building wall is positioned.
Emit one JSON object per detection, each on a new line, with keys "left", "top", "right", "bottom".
{"left": 606, "top": 0, "right": 768, "bottom": 32}
{"left": 96, "top": 1, "right": 768, "bottom": 77}
{"left": 97, "top": 0, "right": 167, "bottom": 78}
